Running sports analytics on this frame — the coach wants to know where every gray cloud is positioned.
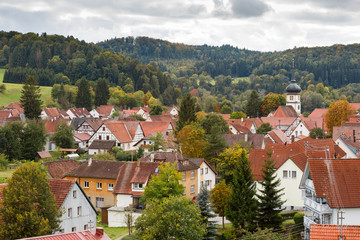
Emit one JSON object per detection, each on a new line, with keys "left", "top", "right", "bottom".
{"left": 231, "top": 0, "right": 271, "bottom": 18}
{"left": 290, "top": 11, "right": 353, "bottom": 24}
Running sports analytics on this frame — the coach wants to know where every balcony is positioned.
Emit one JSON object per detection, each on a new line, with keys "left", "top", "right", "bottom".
{"left": 304, "top": 197, "right": 332, "bottom": 213}
{"left": 305, "top": 179, "right": 314, "bottom": 190}
{"left": 304, "top": 216, "right": 317, "bottom": 229}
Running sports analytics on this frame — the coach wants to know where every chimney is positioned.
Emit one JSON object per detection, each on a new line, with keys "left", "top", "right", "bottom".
{"left": 291, "top": 135, "right": 295, "bottom": 143}
{"left": 95, "top": 227, "right": 104, "bottom": 236}
{"left": 88, "top": 157, "right": 92, "bottom": 166}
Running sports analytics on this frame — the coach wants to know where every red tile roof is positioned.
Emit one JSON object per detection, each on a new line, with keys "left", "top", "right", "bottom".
{"left": 74, "top": 133, "right": 91, "bottom": 141}
{"left": 113, "top": 162, "right": 160, "bottom": 195}
{"left": 140, "top": 121, "right": 172, "bottom": 137}
{"left": 37, "top": 151, "right": 52, "bottom": 159}
{"left": 20, "top": 229, "right": 111, "bottom": 240}
{"left": 350, "top": 103, "right": 360, "bottom": 112}
{"left": 273, "top": 106, "right": 298, "bottom": 118}
{"left": 44, "top": 108, "right": 61, "bottom": 118}
{"left": 105, "top": 122, "right": 132, "bottom": 143}
{"left": 0, "top": 110, "right": 12, "bottom": 121}
{"left": 229, "top": 122, "right": 251, "bottom": 134}
{"left": 308, "top": 158, "right": 360, "bottom": 208}
{"left": 48, "top": 179, "right": 75, "bottom": 208}
{"left": 310, "top": 224, "right": 360, "bottom": 240}
{"left": 308, "top": 108, "right": 328, "bottom": 118}
{"left": 6, "top": 102, "right": 24, "bottom": 113}
{"left": 43, "top": 159, "right": 81, "bottom": 179}
{"left": 261, "top": 117, "right": 296, "bottom": 128}
{"left": 68, "top": 107, "right": 90, "bottom": 117}
{"left": 96, "top": 105, "right": 114, "bottom": 115}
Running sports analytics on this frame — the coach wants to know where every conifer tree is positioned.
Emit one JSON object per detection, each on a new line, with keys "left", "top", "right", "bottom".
{"left": 94, "top": 78, "right": 110, "bottom": 107}
{"left": 75, "top": 77, "right": 92, "bottom": 110}
{"left": 20, "top": 75, "right": 43, "bottom": 119}
{"left": 0, "top": 162, "right": 61, "bottom": 239}
{"left": 205, "top": 125, "right": 227, "bottom": 164}
{"left": 225, "top": 150, "right": 258, "bottom": 232}
{"left": 176, "top": 92, "right": 196, "bottom": 132}
{"left": 196, "top": 188, "right": 217, "bottom": 240}
{"left": 257, "top": 152, "right": 285, "bottom": 230}
{"left": 246, "top": 90, "right": 261, "bottom": 118}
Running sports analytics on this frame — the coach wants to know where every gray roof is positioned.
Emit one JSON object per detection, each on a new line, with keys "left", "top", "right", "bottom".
{"left": 285, "top": 79, "right": 301, "bottom": 93}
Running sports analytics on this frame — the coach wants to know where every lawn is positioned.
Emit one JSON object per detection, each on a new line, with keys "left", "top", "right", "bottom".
{"left": 97, "top": 215, "right": 128, "bottom": 240}
{"left": 0, "top": 69, "right": 52, "bottom": 106}
{"left": 0, "top": 168, "right": 15, "bottom": 179}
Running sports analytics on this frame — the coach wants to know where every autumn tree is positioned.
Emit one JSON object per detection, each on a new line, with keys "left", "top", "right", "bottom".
{"left": 257, "top": 152, "right": 285, "bottom": 230}
{"left": 136, "top": 196, "right": 205, "bottom": 240}
{"left": 142, "top": 162, "right": 184, "bottom": 202}
{"left": 325, "top": 100, "right": 354, "bottom": 135}
{"left": 210, "top": 180, "right": 231, "bottom": 229}
{"left": 51, "top": 121, "right": 74, "bottom": 148}
{"left": 246, "top": 90, "right": 262, "bottom": 118}
{"left": 261, "top": 93, "right": 286, "bottom": 116}
{"left": 176, "top": 123, "right": 207, "bottom": 158}
{"left": 225, "top": 150, "right": 258, "bottom": 232}
{"left": 94, "top": 78, "right": 110, "bottom": 107}
{"left": 20, "top": 75, "right": 43, "bottom": 119}
{"left": 0, "top": 162, "right": 61, "bottom": 239}
{"left": 176, "top": 92, "right": 196, "bottom": 132}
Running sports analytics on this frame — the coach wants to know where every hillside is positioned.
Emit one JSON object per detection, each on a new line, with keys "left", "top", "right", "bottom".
{"left": 0, "top": 69, "right": 52, "bottom": 106}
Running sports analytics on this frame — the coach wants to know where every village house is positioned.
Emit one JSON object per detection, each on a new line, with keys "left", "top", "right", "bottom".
{"left": 73, "top": 118, "right": 103, "bottom": 136}
{"left": 43, "top": 159, "right": 81, "bottom": 179}
{"left": 90, "top": 105, "right": 115, "bottom": 119}
{"left": 40, "top": 108, "right": 62, "bottom": 120}
{"left": 66, "top": 108, "right": 91, "bottom": 119}
{"left": 63, "top": 159, "right": 126, "bottom": 210}
{"left": 300, "top": 159, "right": 360, "bottom": 240}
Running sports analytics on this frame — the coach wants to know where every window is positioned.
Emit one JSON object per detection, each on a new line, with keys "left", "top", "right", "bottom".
{"left": 106, "top": 135, "right": 109, "bottom": 140}
{"left": 99, "top": 135, "right": 102, "bottom": 140}
{"left": 155, "top": 167, "right": 159, "bottom": 173}
{"left": 191, "top": 185, "right": 195, "bottom": 194}
{"left": 96, "top": 197, "right": 104, "bottom": 208}
{"left": 292, "top": 171, "right": 297, "bottom": 178}
{"left": 133, "top": 183, "right": 143, "bottom": 190}
{"left": 73, "top": 190, "right": 77, "bottom": 199}
{"left": 77, "top": 206, "right": 82, "bottom": 216}
{"left": 117, "top": 143, "right": 121, "bottom": 147}
{"left": 205, "top": 180, "right": 210, "bottom": 186}
{"left": 191, "top": 171, "right": 195, "bottom": 179}
{"left": 108, "top": 183, "right": 114, "bottom": 191}
{"left": 84, "top": 224, "right": 88, "bottom": 230}
{"left": 200, "top": 181, "right": 203, "bottom": 187}
{"left": 97, "top": 182, "right": 102, "bottom": 189}
{"left": 59, "top": 229, "right": 64, "bottom": 233}
{"left": 290, "top": 96, "right": 293, "bottom": 100}
{"left": 84, "top": 181, "right": 89, "bottom": 188}
{"left": 68, "top": 208, "right": 72, "bottom": 218}
{"left": 200, "top": 168, "right": 203, "bottom": 175}
{"left": 144, "top": 141, "right": 146, "bottom": 145}
{"left": 103, "top": 127, "right": 105, "bottom": 131}
{"left": 182, "top": 172, "right": 186, "bottom": 180}
{"left": 283, "top": 170, "right": 288, "bottom": 179}
{"left": 205, "top": 168, "right": 208, "bottom": 174}
{"left": 72, "top": 227, "right": 76, "bottom": 232}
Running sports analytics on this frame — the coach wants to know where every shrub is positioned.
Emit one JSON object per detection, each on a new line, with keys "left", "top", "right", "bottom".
{"left": 293, "top": 213, "right": 304, "bottom": 224}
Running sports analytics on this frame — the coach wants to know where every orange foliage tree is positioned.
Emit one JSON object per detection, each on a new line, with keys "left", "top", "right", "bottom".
{"left": 261, "top": 93, "right": 286, "bottom": 116}
{"left": 325, "top": 100, "right": 355, "bottom": 134}
{"left": 176, "top": 123, "right": 206, "bottom": 158}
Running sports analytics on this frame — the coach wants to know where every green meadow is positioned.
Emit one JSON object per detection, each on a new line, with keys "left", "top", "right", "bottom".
{"left": 0, "top": 69, "right": 52, "bottom": 106}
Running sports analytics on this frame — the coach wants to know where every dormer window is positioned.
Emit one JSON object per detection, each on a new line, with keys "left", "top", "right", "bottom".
{"left": 133, "top": 183, "right": 144, "bottom": 190}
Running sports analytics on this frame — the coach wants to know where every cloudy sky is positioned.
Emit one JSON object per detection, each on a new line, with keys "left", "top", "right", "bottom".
{"left": 1, "top": 0, "right": 360, "bottom": 51}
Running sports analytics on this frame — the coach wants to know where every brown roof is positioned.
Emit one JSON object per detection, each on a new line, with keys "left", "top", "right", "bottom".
{"left": 229, "top": 122, "right": 251, "bottom": 134}
{"left": 68, "top": 107, "right": 90, "bottom": 117}
{"left": 222, "top": 133, "right": 264, "bottom": 149}
{"left": 267, "top": 129, "right": 288, "bottom": 144}
{"left": 189, "top": 158, "right": 217, "bottom": 175}
{"left": 74, "top": 133, "right": 91, "bottom": 141}
{"left": 86, "top": 119, "right": 103, "bottom": 131}
{"left": 140, "top": 121, "right": 172, "bottom": 137}
{"left": 89, "top": 140, "right": 116, "bottom": 150}
{"left": 37, "top": 151, "right": 52, "bottom": 159}
{"left": 308, "top": 158, "right": 360, "bottom": 208}
{"left": 261, "top": 117, "right": 296, "bottom": 128}
{"left": 113, "top": 162, "right": 160, "bottom": 195}
{"left": 150, "top": 115, "right": 173, "bottom": 122}
{"left": 105, "top": 122, "right": 132, "bottom": 143}
{"left": 273, "top": 105, "right": 298, "bottom": 118}
{"left": 43, "top": 159, "right": 81, "bottom": 179}
{"left": 65, "top": 160, "right": 126, "bottom": 179}
{"left": 48, "top": 179, "right": 75, "bottom": 208}
{"left": 141, "top": 152, "right": 199, "bottom": 171}
{"left": 310, "top": 224, "right": 360, "bottom": 240}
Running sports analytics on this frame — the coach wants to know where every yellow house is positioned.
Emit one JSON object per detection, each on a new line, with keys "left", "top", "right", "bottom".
{"left": 63, "top": 159, "right": 125, "bottom": 210}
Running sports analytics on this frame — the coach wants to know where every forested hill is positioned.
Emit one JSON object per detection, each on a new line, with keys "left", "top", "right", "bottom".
{"left": 0, "top": 31, "right": 177, "bottom": 105}
{"left": 98, "top": 37, "right": 360, "bottom": 92}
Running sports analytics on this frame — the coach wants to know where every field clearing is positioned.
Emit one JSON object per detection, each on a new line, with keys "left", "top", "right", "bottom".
{"left": 232, "top": 77, "right": 250, "bottom": 84}
{"left": 0, "top": 69, "right": 52, "bottom": 106}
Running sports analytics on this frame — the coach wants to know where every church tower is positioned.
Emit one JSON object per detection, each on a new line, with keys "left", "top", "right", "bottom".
{"left": 285, "top": 61, "right": 301, "bottom": 115}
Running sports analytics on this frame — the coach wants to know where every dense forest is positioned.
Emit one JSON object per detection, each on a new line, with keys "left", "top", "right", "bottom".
{"left": 0, "top": 31, "right": 177, "bottom": 105}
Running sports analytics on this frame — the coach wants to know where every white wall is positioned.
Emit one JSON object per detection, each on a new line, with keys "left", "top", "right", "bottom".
{"left": 116, "top": 194, "right": 133, "bottom": 208}
{"left": 108, "top": 207, "right": 142, "bottom": 227}
{"left": 275, "top": 159, "right": 304, "bottom": 208}
{"left": 330, "top": 208, "right": 360, "bottom": 225}
{"left": 198, "top": 161, "right": 216, "bottom": 193}
{"left": 57, "top": 183, "right": 97, "bottom": 233}
{"left": 335, "top": 138, "right": 358, "bottom": 159}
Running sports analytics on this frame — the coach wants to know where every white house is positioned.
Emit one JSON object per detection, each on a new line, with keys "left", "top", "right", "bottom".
{"left": 299, "top": 159, "right": 360, "bottom": 240}
{"left": 191, "top": 158, "right": 217, "bottom": 193}
{"left": 66, "top": 108, "right": 91, "bottom": 119}
{"left": 90, "top": 105, "right": 115, "bottom": 119}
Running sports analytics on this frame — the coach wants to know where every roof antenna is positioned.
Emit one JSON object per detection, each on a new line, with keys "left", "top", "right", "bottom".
{"left": 292, "top": 58, "right": 295, "bottom": 81}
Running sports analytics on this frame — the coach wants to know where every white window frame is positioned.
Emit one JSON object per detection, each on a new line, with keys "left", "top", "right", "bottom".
{"left": 182, "top": 172, "right": 186, "bottom": 181}
{"left": 108, "top": 183, "right": 114, "bottom": 191}
{"left": 292, "top": 171, "right": 296, "bottom": 179}
{"left": 97, "top": 182, "right": 102, "bottom": 189}
{"left": 190, "top": 185, "right": 195, "bottom": 194}
{"left": 68, "top": 208, "right": 72, "bottom": 218}
{"left": 77, "top": 206, "right": 81, "bottom": 216}
{"left": 84, "top": 181, "right": 89, "bottom": 188}
{"left": 132, "top": 183, "right": 144, "bottom": 190}
{"left": 191, "top": 171, "right": 195, "bottom": 179}
{"left": 283, "top": 170, "right": 288, "bottom": 179}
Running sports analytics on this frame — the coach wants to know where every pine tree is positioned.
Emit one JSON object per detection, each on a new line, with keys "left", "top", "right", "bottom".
{"left": 205, "top": 125, "right": 227, "bottom": 164}
{"left": 21, "top": 120, "right": 47, "bottom": 160}
{"left": 196, "top": 188, "right": 217, "bottom": 240}
{"left": 75, "top": 77, "right": 92, "bottom": 110}
{"left": 225, "top": 150, "right": 258, "bottom": 232}
{"left": 246, "top": 90, "right": 261, "bottom": 118}
{"left": 94, "top": 78, "right": 110, "bottom": 107}
{"left": 176, "top": 92, "right": 196, "bottom": 132}
{"left": 20, "top": 75, "right": 43, "bottom": 119}
{"left": 0, "top": 162, "right": 61, "bottom": 239}
{"left": 257, "top": 152, "right": 285, "bottom": 230}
